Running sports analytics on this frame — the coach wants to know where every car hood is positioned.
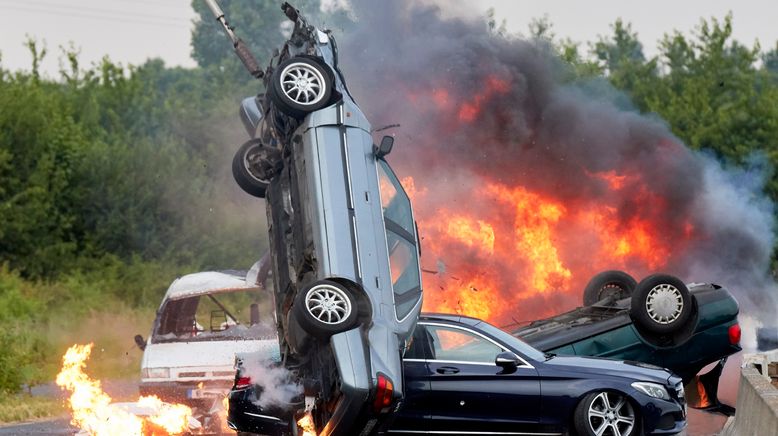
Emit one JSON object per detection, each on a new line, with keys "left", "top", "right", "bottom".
{"left": 143, "top": 339, "right": 278, "bottom": 369}
{"left": 542, "top": 355, "right": 675, "bottom": 385}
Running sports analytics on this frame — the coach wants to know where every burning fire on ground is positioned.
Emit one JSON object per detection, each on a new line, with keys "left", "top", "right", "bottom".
{"left": 56, "top": 344, "right": 193, "bottom": 436}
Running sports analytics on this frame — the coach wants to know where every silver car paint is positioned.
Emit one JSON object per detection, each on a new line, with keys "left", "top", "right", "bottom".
{"left": 291, "top": 97, "right": 422, "bottom": 399}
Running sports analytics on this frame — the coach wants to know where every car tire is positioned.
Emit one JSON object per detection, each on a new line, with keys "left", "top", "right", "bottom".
{"left": 574, "top": 391, "right": 638, "bottom": 436}
{"left": 232, "top": 139, "right": 278, "bottom": 198}
{"left": 269, "top": 56, "right": 334, "bottom": 119}
{"left": 293, "top": 280, "right": 358, "bottom": 339}
{"left": 630, "top": 274, "right": 693, "bottom": 335}
{"left": 583, "top": 270, "right": 637, "bottom": 306}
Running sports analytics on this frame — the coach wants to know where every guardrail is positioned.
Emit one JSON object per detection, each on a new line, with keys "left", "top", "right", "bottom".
{"left": 720, "top": 352, "right": 778, "bottom": 436}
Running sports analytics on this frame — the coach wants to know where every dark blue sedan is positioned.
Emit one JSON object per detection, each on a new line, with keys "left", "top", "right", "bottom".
{"left": 228, "top": 314, "right": 687, "bottom": 436}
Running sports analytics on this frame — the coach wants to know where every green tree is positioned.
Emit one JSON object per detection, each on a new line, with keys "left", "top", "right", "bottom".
{"left": 597, "top": 15, "right": 778, "bottom": 198}
{"left": 190, "top": 0, "right": 336, "bottom": 86}
{"left": 593, "top": 19, "right": 659, "bottom": 110}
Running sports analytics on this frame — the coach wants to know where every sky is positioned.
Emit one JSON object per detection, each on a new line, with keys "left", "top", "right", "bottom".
{"left": 1, "top": 0, "right": 776, "bottom": 77}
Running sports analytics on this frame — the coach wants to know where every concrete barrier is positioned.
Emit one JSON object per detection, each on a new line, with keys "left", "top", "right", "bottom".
{"left": 719, "top": 353, "right": 778, "bottom": 436}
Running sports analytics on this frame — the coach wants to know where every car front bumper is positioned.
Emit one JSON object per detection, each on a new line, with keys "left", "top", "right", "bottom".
{"left": 140, "top": 380, "right": 231, "bottom": 398}
{"left": 635, "top": 392, "right": 687, "bottom": 435}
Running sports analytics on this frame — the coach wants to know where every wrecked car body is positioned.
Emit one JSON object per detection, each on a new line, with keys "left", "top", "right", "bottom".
{"left": 136, "top": 270, "right": 277, "bottom": 432}
{"left": 205, "top": 2, "right": 423, "bottom": 434}
{"left": 229, "top": 314, "right": 687, "bottom": 436}
{"left": 512, "top": 271, "right": 741, "bottom": 415}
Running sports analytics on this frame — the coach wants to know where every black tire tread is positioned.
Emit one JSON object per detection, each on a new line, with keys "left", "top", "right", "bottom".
{"left": 573, "top": 391, "right": 639, "bottom": 436}
{"left": 292, "top": 280, "right": 358, "bottom": 339}
{"left": 583, "top": 270, "right": 637, "bottom": 306}
{"left": 630, "top": 273, "right": 693, "bottom": 335}
{"left": 232, "top": 139, "right": 269, "bottom": 198}
{"left": 269, "top": 56, "right": 334, "bottom": 119}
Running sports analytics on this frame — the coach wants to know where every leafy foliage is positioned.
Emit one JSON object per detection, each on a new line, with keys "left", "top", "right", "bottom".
{"left": 0, "top": 40, "right": 268, "bottom": 392}
{"left": 555, "top": 15, "right": 778, "bottom": 199}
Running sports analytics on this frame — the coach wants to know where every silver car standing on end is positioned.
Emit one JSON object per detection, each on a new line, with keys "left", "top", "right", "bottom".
{"left": 205, "top": 2, "right": 424, "bottom": 434}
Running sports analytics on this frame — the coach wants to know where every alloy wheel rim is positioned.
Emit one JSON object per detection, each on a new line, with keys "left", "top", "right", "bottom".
{"left": 587, "top": 392, "right": 635, "bottom": 436}
{"left": 243, "top": 143, "right": 270, "bottom": 182}
{"left": 645, "top": 283, "right": 684, "bottom": 324}
{"left": 305, "top": 285, "right": 351, "bottom": 325}
{"left": 280, "top": 62, "right": 326, "bottom": 106}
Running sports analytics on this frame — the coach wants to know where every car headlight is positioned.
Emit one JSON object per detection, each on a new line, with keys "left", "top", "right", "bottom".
{"left": 632, "top": 382, "right": 670, "bottom": 400}
{"left": 142, "top": 367, "right": 170, "bottom": 379}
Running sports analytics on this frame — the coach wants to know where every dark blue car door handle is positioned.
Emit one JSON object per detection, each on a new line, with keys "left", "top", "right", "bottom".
{"left": 436, "top": 366, "right": 460, "bottom": 374}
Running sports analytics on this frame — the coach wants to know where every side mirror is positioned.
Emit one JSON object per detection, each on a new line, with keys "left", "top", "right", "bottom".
{"left": 239, "top": 96, "right": 263, "bottom": 138}
{"left": 374, "top": 135, "right": 394, "bottom": 158}
{"left": 134, "top": 334, "right": 146, "bottom": 351}
{"left": 495, "top": 351, "right": 520, "bottom": 370}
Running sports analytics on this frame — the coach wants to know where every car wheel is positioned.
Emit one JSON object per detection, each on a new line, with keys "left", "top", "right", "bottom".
{"left": 269, "top": 56, "right": 334, "bottom": 119}
{"left": 574, "top": 391, "right": 638, "bottom": 436}
{"left": 630, "top": 274, "right": 693, "bottom": 335}
{"left": 583, "top": 270, "right": 637, "bottom": 306}
{"left": 293, "top": 280, "right": 358, "bottom": 339}
{"left": 232, "top": 139, "right": 280, "bottom": 198}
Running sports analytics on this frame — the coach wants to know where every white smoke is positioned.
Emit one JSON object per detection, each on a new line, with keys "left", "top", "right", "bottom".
{"left": 686, "top": 152, "right": 778, "bottom": 316}
{"left": 242, "top": 356, "right": 302, "bottom": 409}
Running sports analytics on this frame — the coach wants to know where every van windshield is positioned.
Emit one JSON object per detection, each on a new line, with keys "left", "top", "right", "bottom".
{"left": 152, "top": 288, "right": 276, "bottom": 343}
{"left": 377, "top": 160, "right": 422, "bottom": 320}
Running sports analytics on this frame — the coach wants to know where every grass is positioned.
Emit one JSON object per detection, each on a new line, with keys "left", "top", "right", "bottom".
{"left": 44, "top": 308, "right": 156, "bottom": 380}
{"left": 0, "top": 394, "right": 65, "bottom": 424}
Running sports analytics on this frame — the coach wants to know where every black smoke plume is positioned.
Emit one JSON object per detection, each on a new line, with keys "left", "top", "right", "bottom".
{"left": 336, "top": 0, "right": 776, "bottom": 325}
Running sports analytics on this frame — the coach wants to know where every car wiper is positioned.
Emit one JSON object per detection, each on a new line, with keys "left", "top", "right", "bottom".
{"left": 544, "top": 352, "right": 556, "bottom": 360}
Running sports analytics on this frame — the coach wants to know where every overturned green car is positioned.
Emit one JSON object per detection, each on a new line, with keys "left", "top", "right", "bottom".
{"left": 512, "top": 271, "right": 741, "bottom": 415}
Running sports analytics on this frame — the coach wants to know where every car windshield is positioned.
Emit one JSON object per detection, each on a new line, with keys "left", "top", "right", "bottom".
{"left": 152, "top": 288, "right": 276, "bottom": 343}
{"left": 378, "top": 159, "right": 422, "bottom": 320}
{"left": 474, "top": 320, "right": 546, "bottom": 362}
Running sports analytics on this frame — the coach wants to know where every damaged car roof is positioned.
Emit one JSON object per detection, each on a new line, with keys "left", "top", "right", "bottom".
{"left": 164, "top": 271, "right": 259, "bottom": 300}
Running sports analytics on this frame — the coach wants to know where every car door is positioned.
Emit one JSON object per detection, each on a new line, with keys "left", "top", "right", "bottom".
{"left": 388, "top": 327, "right": 434, "bottom": 434}
{"left": 422, "top": 322, "right": 542, "bottom": 434}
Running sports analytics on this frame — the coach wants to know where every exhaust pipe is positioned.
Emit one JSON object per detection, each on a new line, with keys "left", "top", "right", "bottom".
{"left": 203, "top": 0, "right": 264, "bottom": 79}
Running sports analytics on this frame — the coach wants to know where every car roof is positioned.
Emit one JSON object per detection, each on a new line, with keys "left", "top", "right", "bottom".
{"left": 164, "top": 270, "right": 261, "bottom": 301}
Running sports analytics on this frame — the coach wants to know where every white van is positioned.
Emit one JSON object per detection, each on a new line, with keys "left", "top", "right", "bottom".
{"left": 135, "top": 270, "right": 278, "bottom": 432}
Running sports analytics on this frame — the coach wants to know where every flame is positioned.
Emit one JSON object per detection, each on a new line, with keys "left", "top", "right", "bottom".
{"left": 445, "top": 215, "right": 495, "bottom": 254}
{"left": 404, "top": 167, "right": 695, "bottom": 324}
{"left": 56, "top": 344, "right": 192, "bottom": 436}
{"left": 137, "top": 396, "right": 192, "bottom": 434}
{"left": 297, "top": 412, "right": 317, "bottom": 436}
{"left": 457, "top": 76, "right": 510, "bottom": 122}
{"left": 695, "top": 377, "right": 711, "bottom": 408}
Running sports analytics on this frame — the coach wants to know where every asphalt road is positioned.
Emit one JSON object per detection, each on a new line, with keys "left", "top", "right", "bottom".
{"left": 0, "top": 418, "right": 75, "bottom": 435}
{"left": 0, "top": 410, "right": 722, "bottom": 436}
{"left": 0, "top": 377, "right": 725, "bottom": 436}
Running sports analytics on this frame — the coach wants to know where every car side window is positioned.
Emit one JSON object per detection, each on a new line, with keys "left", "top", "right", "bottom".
{"left": 405, "top": 325, "right": 433, "bottom": 359}
{"left": 425, "top": 324, "right": 505, "bottom": 364}
{"left": 377, "top": 160, "right": 422, "bottom": 320}
{"left": 377, "top": 160, "right": 414, "bottom": 235}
